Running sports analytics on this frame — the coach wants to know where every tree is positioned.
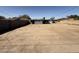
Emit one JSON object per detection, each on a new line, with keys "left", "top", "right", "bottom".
{"left": 67, "top": 15, "right": 79, "bottom": 20}
{"left": 42, "top": 17, "right": 46, "bottom": 24}
{"left": 15, "top": 15, "right": 31, "bottom": 24}
{"left": 43, "top": 17, "right": 45, "bottom": 20}
{"left": 19, "top": 15, "right": 31, "bottom": 20}
{"left": 0, "top": 16, "right": 5, "bottom": 19}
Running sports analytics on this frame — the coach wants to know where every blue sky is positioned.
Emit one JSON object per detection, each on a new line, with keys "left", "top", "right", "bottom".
{"left": 0, "top": 6, "right": 79, "bottom": 19}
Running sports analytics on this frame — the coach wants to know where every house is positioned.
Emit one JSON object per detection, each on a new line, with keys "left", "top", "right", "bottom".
{"left": 31, "top": 17, "right": 55, "bottom": 24}
{"left": 31, "top": 19, "right": 54, "bottom": 24}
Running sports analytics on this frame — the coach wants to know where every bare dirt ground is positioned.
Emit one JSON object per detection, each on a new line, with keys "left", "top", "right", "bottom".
{"left": 0, "top": 23, "right": 79, "bottom": 53}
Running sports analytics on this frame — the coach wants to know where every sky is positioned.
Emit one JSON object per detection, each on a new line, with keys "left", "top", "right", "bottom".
{"left": 0, "top": 6, "right": 79, "bottom": 19}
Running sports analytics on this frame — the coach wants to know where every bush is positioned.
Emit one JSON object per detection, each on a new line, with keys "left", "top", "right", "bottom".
{"left": 67, "top": 15, "right": 79, "bottom": 20}
{"left": 0, "top": 15, "right": 31, "bottom": 34}
{"left": 0, "top": 16, "right": 5, "bottom": 19}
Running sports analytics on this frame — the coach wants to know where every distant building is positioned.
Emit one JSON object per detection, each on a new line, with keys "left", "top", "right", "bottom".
{"left": 31, "top": 20, "right": 56, "bottom": 24}
{"left": 31, "top": 17, "right": 55, "bottom": 24}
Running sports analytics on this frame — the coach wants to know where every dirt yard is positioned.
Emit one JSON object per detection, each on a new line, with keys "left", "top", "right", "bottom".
{"left": 0, "top": 23, "right": 79, "bottom": 52}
